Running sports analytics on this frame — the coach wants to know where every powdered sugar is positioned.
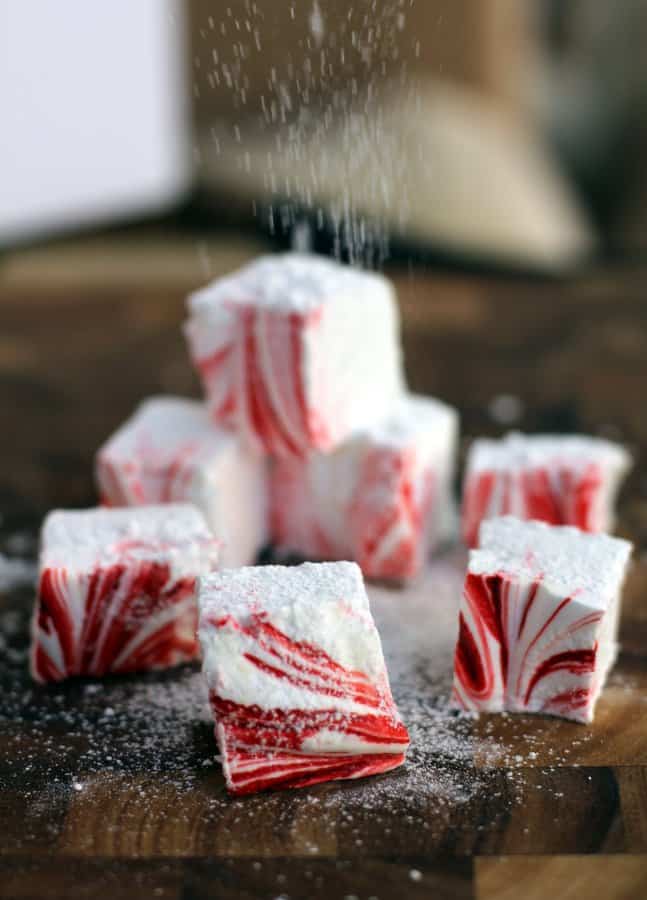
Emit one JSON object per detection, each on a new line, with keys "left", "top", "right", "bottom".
{"left": 41, "top": 504, "right": 219, "bottom": 573}
{"left": 187, "top": 253, "right": 393, "bottom": 316}
{"left": 199, "top": 561, "right": 389, "bottom": 695}
{"left": 474, "top": 516, "right": 632, "bottom": 611}
{"left": 468, "top": 432, "right": 630, "bottom": 472}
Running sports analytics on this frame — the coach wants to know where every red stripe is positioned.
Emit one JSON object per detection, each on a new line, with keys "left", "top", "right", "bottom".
{"left": 524, "top": 646, "right": 597, "bottom": 705}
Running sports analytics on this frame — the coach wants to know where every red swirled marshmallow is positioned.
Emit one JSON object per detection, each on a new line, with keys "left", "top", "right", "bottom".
{"left": 30, "top": 505, "right": 220, "bottom": 683}
{"left": 96, "top": 396, "right": 268, "bottom": 567}
{"left": 184, "top": 254, "right": 406, "bottom": 458}
{"left": 271, "top": 394, "right": 458, "bottom": 581}
{"left": 198, "top": 561, "right": 409, "bottom": 795}
{"left": 452, "top": 516, "right": 632, "bottom": 723}
{"left": 462, "top": 433, "right": 631, "bottom": 548}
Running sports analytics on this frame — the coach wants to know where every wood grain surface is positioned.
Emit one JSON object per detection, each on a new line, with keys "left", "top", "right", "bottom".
{"left": 1, "top": 231, "right": 646, "bottom": 899}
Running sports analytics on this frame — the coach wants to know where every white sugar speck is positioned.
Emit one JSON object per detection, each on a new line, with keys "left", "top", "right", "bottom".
{"left": 309, "top": 1, "right": 325, "bottom": 47}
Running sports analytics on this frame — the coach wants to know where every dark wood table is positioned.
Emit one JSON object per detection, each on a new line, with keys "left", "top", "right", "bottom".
{"left": 1, "top": 232, "right": 646, "bottom": 899}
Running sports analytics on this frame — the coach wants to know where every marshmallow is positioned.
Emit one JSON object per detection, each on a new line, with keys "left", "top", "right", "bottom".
{"left": 452, "top": 516, "right": 632, "bottom": 722}
{"left": 462, "top": 432, "right": 631, "bottom": 547}
{"left": 271, "top": 394, "right": 458, "bottom": 580}
{"left": 184, "top": 253, "right": 405, "bottom": 457}
{"left": 198, "top": 561, "right": 409, "bottom": 795}
{"left": 96, "top": 396, "right": 268, "bottom": 567}
{"left": 30, "top": 505, "right": 220, "bottom": 682}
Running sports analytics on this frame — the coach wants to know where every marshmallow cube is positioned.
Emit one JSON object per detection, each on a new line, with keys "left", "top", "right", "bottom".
{"left": 462, "top": 433, "right": 631, "bottom": 547}
{"left": 184, "top": 254, "right": 405, "bottom": 457}
{"left": 96, "top": 396, "right": 268, "bottom": 568}
{"left": 452, "top": 517, "right": 632, "bottom": 723}
{"left": 271, "top": 395, "right": 458, "bottom": 581}
{"left": 198, "top": 561, "right": 409, "bottom": 795}
{"left": 31, "top": 505, "right": 220, "bottom": 683}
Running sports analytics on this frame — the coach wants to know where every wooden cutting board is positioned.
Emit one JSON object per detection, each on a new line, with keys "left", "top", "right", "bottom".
{"left": 1, "top": 232, "right": 646, "bottom": 899}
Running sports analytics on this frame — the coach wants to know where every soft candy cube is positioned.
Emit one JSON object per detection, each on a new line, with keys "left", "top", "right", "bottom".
{"left": 96, "top": 396, "right": 268, "bottom": 567}
{"left": 462, "top": 432, "right": 631, "bottom": 547}
{"left": 271, "top": 394, "right": 458, "bottom": 580}
{"left": 452, "top": 516, "right": 632, "bottom": 723}
{"left": 30, "top": 505, "right": 220, "bottom": 682}
{"left": 198, "top": 561, "right": 409, "bottom": 795}
{"left": 184, "top": 253, "right": 405, "bottom": 457}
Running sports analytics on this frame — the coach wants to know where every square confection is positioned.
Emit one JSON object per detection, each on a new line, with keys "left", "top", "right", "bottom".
{"left": 462, "top": 432, "right": 631, "bottom": 547}
{"left": 452, "top": 516, "right": 632, "bottom": 723}
{"left": 96, "top": 396, "right": 268, "bottom": 567}
{"left": 271, "top": 395, "right": 458, "bottom": 581}
{"left": 30, "top": 505, "right": 220, "bottom": 683}
{"left": 198, "top": 561, "right": 409, "bottom": 795}
{"left": 184, "top": 253, "right": 405, "bottom": 457}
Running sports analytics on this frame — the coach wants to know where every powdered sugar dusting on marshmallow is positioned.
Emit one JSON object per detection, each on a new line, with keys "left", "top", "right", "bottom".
{"left": 199, "top": 561, "right": 387, "bottom": 694}
{"left": 187, "top": 253, "right": 393, "bottom": 316}
{"left": 362, "top": 394, "right": 457, "bottom": 449}
{"left": 98, "top": 396, "right": 227, "bottom": 462}
{"left": 468, "top": 432, "right": 630, "bottom": 472}
{"left": 41, "top": 505, "right": 218, "bottom": 574}
{"left": 474, "top": 516, "right": 632, "bottom": 611}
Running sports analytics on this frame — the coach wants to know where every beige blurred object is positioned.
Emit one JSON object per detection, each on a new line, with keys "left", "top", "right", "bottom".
{"left": 188, "top": 0, "right": 532, "bottom": 123}
{"left": 0, "top": 231, "right": 270, "bottom": 293}
{"left": 197, "top": 79, "right": 594, "bottom": 270}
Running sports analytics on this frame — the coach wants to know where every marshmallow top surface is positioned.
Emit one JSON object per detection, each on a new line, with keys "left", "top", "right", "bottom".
{"left": 42, "top": 504, "right": 217, "bottom": 572}
{"left": 187, "top": 253, "right": 393, "bottom": 316}
{"left": 471, "top": 516, "right": 632, "bottom": 610}
{"left": 198, "top": 561, "right": 386, "bottom": 680}
{"left": 467, "top": 432, "right": 630, "bottom": 473}
{"left": 199, "top": 560, "right": 368, "bottom": 618}
{"left": 361, "top": 393, "right": 457, "bottom": 448}
{"left": 99, "top": 396, "right": 231, "bottom": 462}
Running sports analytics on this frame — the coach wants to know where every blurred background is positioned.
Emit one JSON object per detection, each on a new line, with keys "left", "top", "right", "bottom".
{"left": 2, "top": 0, "right": 647, "bottom": 524}
{"left": 2, "top": 0, "right": 647, "bottom": 267}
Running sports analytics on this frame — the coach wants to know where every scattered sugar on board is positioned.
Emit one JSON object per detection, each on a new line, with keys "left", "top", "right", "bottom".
{"left": 0, "top": 552, "right": 37, "bottom": 593}
{"left": 0, "top": 541, "right": 597, "bottom": 853}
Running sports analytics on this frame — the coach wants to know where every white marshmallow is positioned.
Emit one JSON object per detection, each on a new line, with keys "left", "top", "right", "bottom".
{"left": 271, "top": 394, "right": 458, "bottom": 580}
{"left": 453, "top": 516, "right": 632, "bottom": 723}
{"left": 96, "top": 396, "right": 268, "bottom": 567}
{"left": 462, "top": 432, "right": 631, "bottom": 546}
{"left": 31, "top": 505, "right": 220, "bottom": 682}
{"left": 184, "top": 254, "right": 406, "bottom": 457}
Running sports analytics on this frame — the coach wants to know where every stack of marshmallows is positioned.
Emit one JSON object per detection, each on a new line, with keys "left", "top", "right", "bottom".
{"left": 97, "top": 253, "right": 459, "bottom": 580}
{"left": 29, "top": 253, "right": 633, "bottom": 797}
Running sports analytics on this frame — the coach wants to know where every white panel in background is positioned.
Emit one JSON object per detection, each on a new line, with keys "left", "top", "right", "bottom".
{"left": 0, "top": 0, "right": 190, "bottom": 244}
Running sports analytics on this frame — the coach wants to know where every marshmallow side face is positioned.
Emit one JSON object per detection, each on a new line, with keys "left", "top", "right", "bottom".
{"left": 184, "top": 254, "right": 406, "bottom": 458}
{"left": 95, "top": 395, "right": 268, "bottom": 567}
{"left": 197, "top": 561, "right": 409, "bottom": 795}
{"left": 461, "top": 433, "right": 631, "bottom": 547}
{"left": 271, "top": 395, "right": 458, "bottom": 580}
{"left": 452, "top": 516, "right": 632, "bottom": 723}
{"left": 30, "top": 505, "right": 220, "bottom": 683}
